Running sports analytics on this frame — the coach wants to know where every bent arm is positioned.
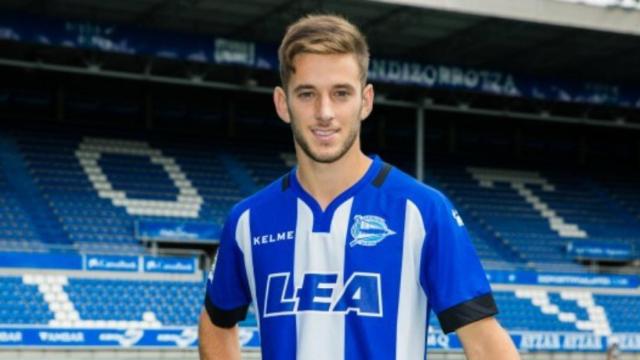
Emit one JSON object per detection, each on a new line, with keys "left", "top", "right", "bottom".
{"left": 456, "top": 316, "right": 520, "bottom": 360}
{"left": 198, "top": 309, "right": 241, "bottom": 360}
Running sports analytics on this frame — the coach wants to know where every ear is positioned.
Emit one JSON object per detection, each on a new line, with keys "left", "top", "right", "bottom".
{"left": 273, "top": 86, "right": 291, "bottom": 124}
{"left": 360, "top": 84, "right": 374, "bottom": 121}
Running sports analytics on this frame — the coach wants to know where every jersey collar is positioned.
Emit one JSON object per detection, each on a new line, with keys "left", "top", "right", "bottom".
{"left": 287, "top": 155, "right": 383, "bottom": 232}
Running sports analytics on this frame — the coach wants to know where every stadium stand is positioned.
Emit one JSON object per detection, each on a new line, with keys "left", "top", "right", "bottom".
{"left": 429, "top": 165, "right": 640, "bottom": 272}
{"left": 2, "top": 270, "right": 639, "bottom": 340}
{"left": 1, "top": 127, "right": 639, "bottom": 270}
{"left": 0, "top": 139, "right": 46, "bottom": 252}
{"left": 0, "top": 0, "right": 640, "bottom": 358}
{"left": 0, "top": 272, "right": 252, "bottom": 329}
{"left": 0, "top": 125, "right": 638, "bottom": 357}
{"left": 3, "top": 131, "right": 245, "bottom": 253}
{"left": 598, "top": 173, "right": 640, "bottom": 222}
{"left": 0, "top": 276, "right": 51, "bottom": 325}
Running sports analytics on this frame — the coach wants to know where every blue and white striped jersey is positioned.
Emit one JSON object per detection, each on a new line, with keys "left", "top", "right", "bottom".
{"left": 205, "top": 156, "right": 496, "bottom": 360}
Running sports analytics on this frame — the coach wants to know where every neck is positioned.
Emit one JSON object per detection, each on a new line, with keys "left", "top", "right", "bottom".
{"left": 295, "top": 145, "right": 372, "bottom": 211}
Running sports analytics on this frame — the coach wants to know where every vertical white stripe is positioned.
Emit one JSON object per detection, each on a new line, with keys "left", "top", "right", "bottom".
{"left": 396, "top": 200, "right": 428, "bottom": 360}
{"left": 235, "top": 210, "right": 259, "bottom": 328}
{"left": 295, "top": 199, "right": 352, "bottom": 360}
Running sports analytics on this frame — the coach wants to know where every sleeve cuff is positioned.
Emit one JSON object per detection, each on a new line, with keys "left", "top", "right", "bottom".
{"left": 436, "top": 293, "right": 498, "bottom": 334}
{"left": 204, "top": 294, "right": 249, "bottom": 329}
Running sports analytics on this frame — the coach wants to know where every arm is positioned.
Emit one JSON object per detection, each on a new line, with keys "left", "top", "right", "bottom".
{"left": 456, "top": 316, "right": 520, "bottom": 360}
{"left": 420, "top": 194, "right": 515, "bottom": 358}
{"left": 200, "top": 208, "right": 252, "bottom": 359}
{"left": 198, "top": 309, "right": 241, "bottom": 360}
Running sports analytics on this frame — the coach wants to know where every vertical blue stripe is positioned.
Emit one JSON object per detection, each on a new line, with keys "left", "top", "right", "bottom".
{"left": 343, "top": 186, "right": 406, "bottom": 360}
{"left": 249, "top": 189, "right": 298, "bottom": 360}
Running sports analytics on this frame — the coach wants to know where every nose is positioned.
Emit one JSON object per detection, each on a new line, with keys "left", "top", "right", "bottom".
{"left": 315, "top": 93, "right": 335, "bottom": 123}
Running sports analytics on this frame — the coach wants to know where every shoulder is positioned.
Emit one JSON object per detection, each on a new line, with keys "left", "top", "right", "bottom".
{"left": 382, "top": 165, "right": 453, "bottom": 213}
{"left": 226, "top": 173, "right": 290, "bottom": 223}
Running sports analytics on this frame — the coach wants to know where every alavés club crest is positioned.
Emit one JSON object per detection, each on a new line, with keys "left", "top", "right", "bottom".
{"left": 349, "top": 215, "right": 396, "bottom": 247}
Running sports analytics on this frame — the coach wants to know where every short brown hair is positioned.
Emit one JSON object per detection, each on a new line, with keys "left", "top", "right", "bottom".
{"left": 278, "top": 14, "right": 369, "bottom": 89}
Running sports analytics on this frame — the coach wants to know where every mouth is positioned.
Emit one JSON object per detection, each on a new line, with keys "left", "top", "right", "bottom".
{"left": 311, "top": 128, "right": 339, "bottom": 142}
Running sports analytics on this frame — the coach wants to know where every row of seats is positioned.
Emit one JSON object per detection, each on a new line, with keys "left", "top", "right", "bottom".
{"left": 10, "top": 133, "right": 248, "bottom": 250}
{"left": 0, "top": 170, "right": 42, "bottom": 245}
{"left": 1, "top": 274, "right": 639, "bottom": 334}
{"left": 2, "top": 131, "right": 639, "bottom": 269}
{"left": 428, "top": 166, "right": 640, "bottom": 270}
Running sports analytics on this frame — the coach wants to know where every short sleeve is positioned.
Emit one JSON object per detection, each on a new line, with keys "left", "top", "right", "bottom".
{"left": 204, "top": 211, "right": 252, "bottom": 328}
{"left": 420, "top": 192, "right": 497, "bottom": 334}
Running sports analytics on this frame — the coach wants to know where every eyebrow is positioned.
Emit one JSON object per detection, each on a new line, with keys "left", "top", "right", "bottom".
{"left": 292, "top": 84, "right": 316, "bottom": 93}
{"left": 292, "top": 83, "right": 356, "bottom": 93}
{"left": 332, "top": 83, "right": 356, "bottom": 91}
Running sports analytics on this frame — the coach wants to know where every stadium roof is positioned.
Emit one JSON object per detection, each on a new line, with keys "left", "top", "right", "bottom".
{"left": 379, "top": 0, "right": 640, "bottom": 37}
{"left": 1, "top": 0, "right": 640, "bottom": 100}
{"left": 1, "top": 0, "right": 639, "bottom": 85}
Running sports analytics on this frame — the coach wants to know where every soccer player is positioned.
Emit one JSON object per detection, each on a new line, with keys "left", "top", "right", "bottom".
{"left": 199, "top": 14, "right": 520, "bottom": 360}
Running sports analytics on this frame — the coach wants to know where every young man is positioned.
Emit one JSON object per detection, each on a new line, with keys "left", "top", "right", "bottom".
{"left": 199, "top": 14, "right": 520, "bottom": 360}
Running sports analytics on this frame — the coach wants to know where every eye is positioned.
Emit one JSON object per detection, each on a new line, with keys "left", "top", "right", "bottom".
{"left": 334, "top": 90, "right": 351, "bottom": 99}
{"left": 297, "top": 91, "right": 315, "bottom": 100}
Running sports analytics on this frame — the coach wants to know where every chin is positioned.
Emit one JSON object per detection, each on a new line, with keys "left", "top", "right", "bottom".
{"left": 294, "top": 134, "right": 356, "bottom": 164}
{"left": 310, "top": 150, "right": 348, "bottom": 164}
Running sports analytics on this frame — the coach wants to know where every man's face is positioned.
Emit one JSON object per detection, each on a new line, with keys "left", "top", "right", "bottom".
{"left": 274, "top": 53, "right": 373, "bottom": 164}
